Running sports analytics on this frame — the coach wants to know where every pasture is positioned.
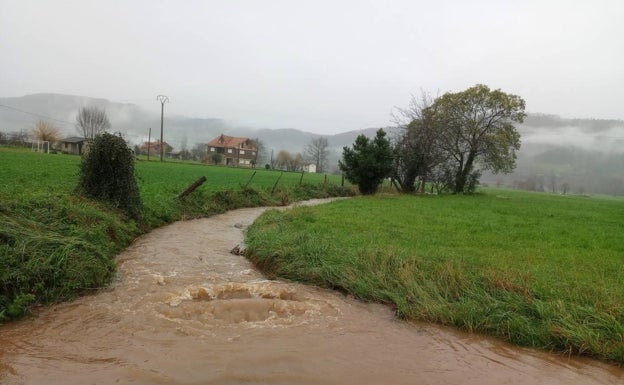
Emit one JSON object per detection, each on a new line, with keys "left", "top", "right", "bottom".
{"left": 246, "top": 190, "right": 624, "bottom": 363}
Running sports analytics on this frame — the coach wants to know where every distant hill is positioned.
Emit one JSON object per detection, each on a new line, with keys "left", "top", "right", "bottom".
{"left": 1, "top": 93, "right": 623, "bottom": 194}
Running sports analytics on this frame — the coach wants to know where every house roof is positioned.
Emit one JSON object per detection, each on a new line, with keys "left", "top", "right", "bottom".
{"left": 207, "top": 134, "right": 254, "bottom": 148}
{"left": 60, "top": 136, "right": 86, "bottom": 143}
{"left": 141, "top": 141, "right": 170, "bottom": 147}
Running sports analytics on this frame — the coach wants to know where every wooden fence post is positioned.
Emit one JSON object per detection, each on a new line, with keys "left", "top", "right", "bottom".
{"left": 271, "top": 172, "right": 283, "bottom": 193}
{"left": 178, "top": 176, "right": 207, "bottom": 199}
{"left": 244, "top": 171, "right": 257, "bottom": 189}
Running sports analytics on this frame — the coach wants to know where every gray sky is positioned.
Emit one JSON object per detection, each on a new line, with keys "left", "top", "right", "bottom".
{"left": 1, "top": 0, "right": 623, "bottom": 135}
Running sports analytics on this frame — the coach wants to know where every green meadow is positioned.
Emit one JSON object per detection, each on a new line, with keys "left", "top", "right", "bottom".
{"left": 0, "top": 148, "right": 349, "bottom": 321}
{"left": 245, "top": 190, "right": 624, "bottom": 363}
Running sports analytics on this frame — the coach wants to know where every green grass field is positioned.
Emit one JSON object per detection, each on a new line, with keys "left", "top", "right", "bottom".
{"left": 0, "top": 148, "right": 350, "bottom": 321}
{"left": 245, "top": 190, "right": 624, "bottom": 363}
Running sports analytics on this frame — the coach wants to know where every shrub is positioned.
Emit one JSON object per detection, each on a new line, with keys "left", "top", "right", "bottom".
{"left": 339, "top": 129, "right": 393, "bottom": 195}
{"left": 211, "top": 153, "right": 223, "bottom": 165}
{"left": 76, "top": 132, "right": 142, "bottom": 219}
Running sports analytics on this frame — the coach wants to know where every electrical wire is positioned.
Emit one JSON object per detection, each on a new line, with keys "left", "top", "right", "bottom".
{"left": 0, "top": 103, "right": 75, "bottom": 126}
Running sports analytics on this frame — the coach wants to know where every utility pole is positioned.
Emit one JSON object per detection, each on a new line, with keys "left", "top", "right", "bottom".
{"left": 147, "top": 127, "right": 151, "bottom": 161}
{"left": 156, "top": 95, "right": 169, "bottom": 161}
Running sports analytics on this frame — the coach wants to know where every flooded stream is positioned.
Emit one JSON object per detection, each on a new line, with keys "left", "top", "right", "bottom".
{"left": 1, "top": 200, "right": 623, "bottom": 384}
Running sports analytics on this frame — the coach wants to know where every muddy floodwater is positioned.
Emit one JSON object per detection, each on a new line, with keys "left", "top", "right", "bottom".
{"left": 1, "top": 200, "right": 623, "bottom": 384}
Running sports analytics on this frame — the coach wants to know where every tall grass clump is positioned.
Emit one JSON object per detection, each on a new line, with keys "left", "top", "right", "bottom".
{"left": 0, "top": 194, "right": 140, "bottom": 320}
{"left": 76, "top": 133, "right": 142, "bottom": 219}
{"left": 245, "top": 190, "right": 624, "bottom": 364}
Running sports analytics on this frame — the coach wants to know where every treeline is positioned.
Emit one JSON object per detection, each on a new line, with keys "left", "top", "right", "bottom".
{"left": 340, "top": 84, "right": 526, "bottom": 195}
{"left": 271, "top": 137, "right": 331, "bottom": 173}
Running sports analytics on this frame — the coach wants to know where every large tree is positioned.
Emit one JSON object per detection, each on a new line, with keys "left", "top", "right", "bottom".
{"left": 430, "top": 84, "right": 525, "bottom": 193}
{"left": 190, "top": 142, "right": 207, "bottom": 162}
{"left": 305, "top": 136, "right": 329, "bottom": 173}
{"left": 75, "top": 106, "right": 111, "bottom": 140}
{"left": 392, "top": 92, "right": 444, "bottom": 193}
{"left": 339, "top": 129, "right": 393, "bottom": 195}
{"left": 252, "top": 137, "right": 267, "bottom": 167}
{"left": 275, "top": 150, "right": 303, "bottom": 171}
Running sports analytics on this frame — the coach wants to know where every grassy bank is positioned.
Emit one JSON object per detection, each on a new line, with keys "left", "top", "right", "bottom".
{"left": 245, "top": 190, "right": 624, "bottom": 363}
{"left": 0, "top": 148, "right": 351, "bottom": 321}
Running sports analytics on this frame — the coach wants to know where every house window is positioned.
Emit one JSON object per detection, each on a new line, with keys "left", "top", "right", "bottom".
{"left": 210, "top": 147, "right": 215, "bottom": 152}
{"left": 252, "top": 151, "right": 256, "bottom": 156}
{"left": 227, "top": 148, "right": 233, "bottom": 154}
{"left": 240, "top": 150, "right": 245, "bottom": 155}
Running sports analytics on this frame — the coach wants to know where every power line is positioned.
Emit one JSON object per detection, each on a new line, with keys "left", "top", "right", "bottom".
{"left": 0, "top": 103, "right": 75, "bottom": 126}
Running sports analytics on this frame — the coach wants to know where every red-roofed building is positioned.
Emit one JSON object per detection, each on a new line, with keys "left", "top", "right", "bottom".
{"left": 140, "top": 140, "right": 172, "bottom": 157}
{"left": 207, "top": 134, "right": 258, "bottom": 167}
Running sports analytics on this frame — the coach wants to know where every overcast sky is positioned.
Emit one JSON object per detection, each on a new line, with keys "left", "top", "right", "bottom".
{"left": 1, "top": 0, "right": 623, "bottom": 134}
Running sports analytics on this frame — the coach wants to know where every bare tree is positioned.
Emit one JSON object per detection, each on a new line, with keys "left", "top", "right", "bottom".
{"left": 75, "top": 106, "right": 111, "bottom": 140}
{"left": 274, "top": 150, "right": 304, "bottom": 171}
{"left": 392, "top": 91, "right": 444, "bottom": 193}
{"left": 549, "top": 171, "right": 557, "bottom": 193}
{"left": 31, "top": 120, "right": 61, "bottom": 143}
{"left": 275, "top": 150, "right": 293, "bottom": 170}
{"left": 252, "top": 137, "right": 267, "bottom": 167}
{"left": 190, "top": 142, "right": 207, "bottom": 162}
{"left": 305, "top": 137, "right": 329, "bottom": 173}
{"left": 561, "top": 182, "right": 570, "bottom": 195}
{"left": 289, "top": 152, "right": 304, "bottom": 172}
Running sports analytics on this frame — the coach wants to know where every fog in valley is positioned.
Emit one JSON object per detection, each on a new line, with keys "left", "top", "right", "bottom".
{"left": 482, "top": 115, "right": 624, "bottom": 196}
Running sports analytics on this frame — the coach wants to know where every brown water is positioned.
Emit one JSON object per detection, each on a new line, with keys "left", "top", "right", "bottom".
{"left": 1, "top": 200, "right": 623, "bottom": 385}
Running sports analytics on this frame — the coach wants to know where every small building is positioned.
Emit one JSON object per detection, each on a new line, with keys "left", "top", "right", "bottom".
{"left": 207, "top": 134, "right": 258, "bottom": 167}
{"left": 140, "top": 140, "right": 172, "bottom": 157}
{"left": 303, "top": 163, "right": 317, "bottom": 173}
{"left": 166, "top": 149, "right": 182, "bottom": 159}
{"left": 59, "top": 137, "right": 88, "bottom": 155}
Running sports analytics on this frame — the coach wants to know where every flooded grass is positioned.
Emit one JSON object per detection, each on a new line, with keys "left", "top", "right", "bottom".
{"left": 0, "top": 148, "right": 351, "bottom": 321}
{"left": 245, "top": 190, "right": 624, "bottom": 363}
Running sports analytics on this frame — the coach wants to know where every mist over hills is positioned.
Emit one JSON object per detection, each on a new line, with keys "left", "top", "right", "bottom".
{"left": 1, "top": 93, "right": 622, "bottom": 194}
{"left": 482, "top": 113, "right": 624, "bottom": 196}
